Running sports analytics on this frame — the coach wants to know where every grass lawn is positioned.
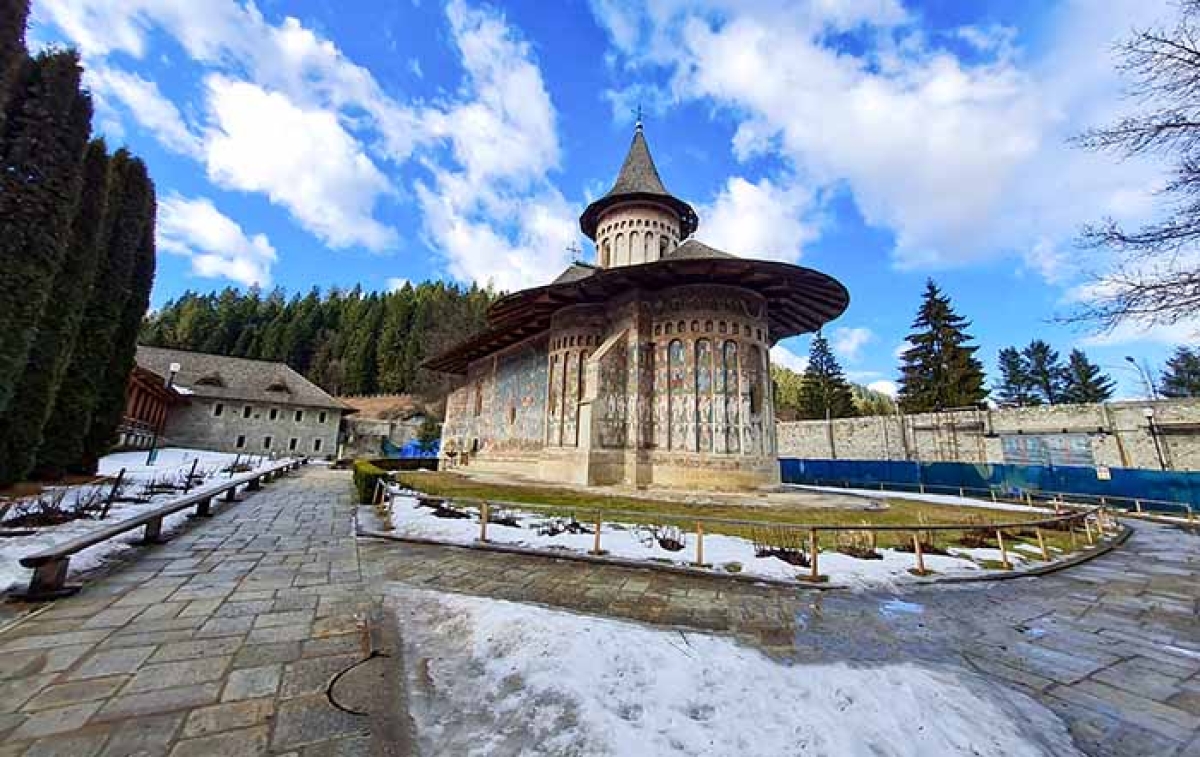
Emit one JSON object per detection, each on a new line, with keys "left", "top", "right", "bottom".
{"left": 390, "top": 471, "right": 1086, "bottom": 555}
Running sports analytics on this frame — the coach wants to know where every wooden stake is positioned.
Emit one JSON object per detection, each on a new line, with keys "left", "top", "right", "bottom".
{"left": 990, "top": 489, "right": 997, "bottom": 503}
{"left": 694, "top": 522, "right": 705, "bottom": 566}
{"left": 996, "top": 529, "right": 1011, "bottom": 570}
{"left": 1188, "top": 507, "right": 1195, "bottom": 531}
{"left": 183, "top": 458, "right": 199, "bottom": 494}
{"left": 1068, "top": 522, "right": 1078, "bottom": 550}
{"left": 1036, "top": 528, "right": 1049, "bottom": 561}
{"left": 591, "top": 513, "right": 602, "bottom": 555}
{"left": 1135, "top": 499, "right": 1143, "bottom": 514}
{"left": 479, "top": 501, "right": 489, "bottom": 543}
{"left": 912, "top": 533, "right": 927, "bottom": 575}
{"left": 1083, "top": 516, "right": 1094, "bottom": 545}
{"left": 809, "top": 528, "right": 820, "bottom": 581}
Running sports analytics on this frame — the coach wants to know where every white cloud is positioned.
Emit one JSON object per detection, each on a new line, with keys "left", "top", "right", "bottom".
{"left": 867, "top": 379, "right": 898, "bottom": 397}
{"left": 699, "top": 176, "right": 818, "bottom": 263}
{"left": 386, "top": 277, "right": 412, "bottom": 292}
{"left": 588, "top": 0, "right": 1167, "bottom": 280}
{"left": 87, "top": 67, "right": 203, "bottom": 158}
{"left": 893, "top": 340, "right": 912, "bottom": 359}
{"left": 203, "top": 77, "right": 397, "bottom": 251}
{"left": 157, "top": 194, "right": 277, "bottom": 286}
{"left": 770, "top": 344, "right": 808, "bottom": 373}
{"left": 832, "top": 326, "right": 874, "bottom": 362}
{"left": 414, "top": 0, "right": 576, "bottom": 290}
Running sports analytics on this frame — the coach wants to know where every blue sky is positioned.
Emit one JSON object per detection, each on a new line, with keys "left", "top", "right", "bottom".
{"left": 31, "top": 0, "right": 1191, "bottom": 398}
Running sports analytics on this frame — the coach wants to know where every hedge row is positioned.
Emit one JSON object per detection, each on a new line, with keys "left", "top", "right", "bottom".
{"left": 352, "top": 459, "right": 388, "bottom": 504}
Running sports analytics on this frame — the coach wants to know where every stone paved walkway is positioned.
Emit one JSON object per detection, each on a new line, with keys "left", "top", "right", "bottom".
{"left": 0, "top": 466, "right": 379, "bottom": 756}
{"left": 0, "top": 466, "right": 1196, "bottom": 756}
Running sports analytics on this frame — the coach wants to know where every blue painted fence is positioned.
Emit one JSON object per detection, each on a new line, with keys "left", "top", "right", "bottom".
{"left": 779, "top": 458, "right": 1200, "bottom": 511}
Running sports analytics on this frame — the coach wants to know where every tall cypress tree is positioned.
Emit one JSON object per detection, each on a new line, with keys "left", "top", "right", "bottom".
{"left": 0, "top": 0, "right": 29, "bottom": 127}
{"left": 1160, "top": 346, "right": 1200, "bottom": 398}
{"left": 1061, "top": 349, "right": 1115, "bottom": 404}
{"left": 36, "top": 151, "right": 143, "bottom": 478}
{"left": 0, "top": 140, "right": 110, "bottom": 486}
{"left": 897, "top": 279, "right": 987, "bottom": 412}
{"left": 995, "top": 347, "right": 1039, "bottom": 407}
{"left": 797, "top": 332, "right": 857, "bottom": 419}
{"left": 80, "top": 162, "right": 156, "bottom": 472}
{"left": 0, "top": 50, "right": 91, "bottom": 417}
{"left": 1022, "top": 339, "right": 1067, "bottom": 405}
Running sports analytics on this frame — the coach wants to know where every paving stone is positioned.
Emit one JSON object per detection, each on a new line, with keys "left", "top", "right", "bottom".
{"left": 67, "top": 646, "right": 156, "bottom": 680}
{"left": 22, "top": 677, "right": 126, "bottom": 712}
{"left": 183, "top": 699, "right": 274, "bottom": 738}
{"left": 246, "top": 624, "right": 312, "bottom": 645}
{"left": 232, "top": 642, "right": 303, "bottom": 669}
{"left": 169, "top": 725, "right": 269, "bottom": 757}
{"left": 9, "top": 700, "right": 104, "bottom": 740}
{"left": 97, "top": 712, "right": 183, "bottom": 757}
{"left": 121, "top": 655, "right": 231, "bottom": 694}
{"left": 93, "top": 683, "right": 221, "bottom": 722}
{"left": 272, "top": 695, "right": 369, "bottom": 751}
{"left": 195, "top": 616, "right": 254, "bottom": 639}
{"left": 252, "top": 610, "right": 313, "bottom": 629}
{"left": 147, "top": 637, "right": 243, "bottom": 664}
{"left": 0, "top": 674, "right": 56, "bottom": 712}
{"left": 0, "top": 646, "right": 92, "bottom": 681}
{"left": 23, "top": 728, "right": 110, "bottom": 757}
{"left": 222, "top": 665, "right": 282, "bottom": 702}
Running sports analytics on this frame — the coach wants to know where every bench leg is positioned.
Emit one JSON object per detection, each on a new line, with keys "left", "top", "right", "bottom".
{"left": 189, "top": 497, "right": 213, "bottom": 519}
{"left": 247, "top": 476, "right": 261, "bottom": 491}
{"left": 14, "top": 558, "right": 80, "bottom": 601}
{"left": 137, "top": 516, "right": 167, "bottom": 545}
{"left": 224, "top": 486, "right": 239, "bottom": 502}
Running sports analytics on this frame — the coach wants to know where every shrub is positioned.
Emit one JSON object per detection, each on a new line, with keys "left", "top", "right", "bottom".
{"left": 352, "top": 460, "right": 388, "bottom": 504}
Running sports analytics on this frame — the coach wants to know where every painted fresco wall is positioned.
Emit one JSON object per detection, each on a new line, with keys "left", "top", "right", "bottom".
{"left": 442, "top": 335, "right": 548, "bottom": 456}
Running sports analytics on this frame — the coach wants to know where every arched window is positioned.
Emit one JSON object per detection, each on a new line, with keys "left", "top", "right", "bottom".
{"left": 628, "top": 231, "right": 640, "bottom": 264}
{"left": 645, "top": 233, "right": 654, "bottom": 261}
{"left": 660, "top": 235, "right": 669, "bottom": 256}
{"left": 601, "top": 239, "right": 611, "bottom": 267}
{"left": 547, "top": 355, "right": 560, "bottom": 445}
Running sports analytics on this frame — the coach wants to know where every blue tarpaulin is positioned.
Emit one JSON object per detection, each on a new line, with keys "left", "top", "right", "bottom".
{"left": 381, "top": 438, "right": 439, "bottom": 458}
{"left": 780, "top": 458, "right": 1200, "bottom": 511}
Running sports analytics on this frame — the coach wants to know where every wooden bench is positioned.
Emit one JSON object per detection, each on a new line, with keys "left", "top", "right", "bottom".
{"left": 15, "top": 458, "right": 305, "bottom": 601}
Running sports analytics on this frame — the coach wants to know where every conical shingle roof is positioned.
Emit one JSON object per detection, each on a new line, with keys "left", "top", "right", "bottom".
{"left": 579, "top": 126, "right": 698, "bottom": 239}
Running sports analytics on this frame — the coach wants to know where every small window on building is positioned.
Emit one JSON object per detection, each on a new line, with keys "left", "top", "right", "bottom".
{"left": 289, "top": 438, "right": 298, "bottom": 451}
{"left": 235, "top": 435, "right": 246, "bottom": 449}
{"left": 294, "top": 410, "right": 303, "bottom": 422}
{"left": 318, "top": 411, "right": 327, "bottom": 424}
{"left": 313, "top": 438, "right": 322, "bottom": 452}
{"left": 243, "top": 405, "right": 253, "bottom": 419}
{"left": 473, "top": 382, "right": 484, "bottom": 417}
{"left": 269, "top": 407, "right": 279, "bottom": 421}
{"left": 213, "top": 403, "right": 224, "bottom": 417}
{"left": 263, "top": 436, "right": 272, "bottom": 450}
{"left": 508, "top": 406, "right": 516, "bottom": 426}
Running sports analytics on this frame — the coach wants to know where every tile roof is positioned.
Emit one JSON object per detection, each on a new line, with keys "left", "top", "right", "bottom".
{"left": 136, "top": 346, "right": 351, "bottom": 412}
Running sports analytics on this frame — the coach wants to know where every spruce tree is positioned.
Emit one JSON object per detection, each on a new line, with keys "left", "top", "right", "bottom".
{"left": 36, "top": 151, "right": 143, "bottom": 478}
{"left": 0, "top": 141, "right": 110, "bottom": 486}
{"left": 80, "top": 162, "right": 155, "bottom": 472}
{"left": 0, "top": 50, "right": 91, "bottom": 417}
{"left": 797, "top": 332, "right": 856, "bottom": 419}
{"left": 995, "top": 347, "right": 1039, "bottom": 407}
{"left": 897, "top": 279, "right": 987, "bottom": 412}
{"left": 1022, "top": 339, "right": 1067, "bottom": 404}
{"left": 1160, "top": 346, "right": 1200, "bottom": 398}
{"left": 1061, "top": 349, "right": 1115, "bottom": 404}
{"left": 0, "top": 0, "right": 29, "bottom": 126}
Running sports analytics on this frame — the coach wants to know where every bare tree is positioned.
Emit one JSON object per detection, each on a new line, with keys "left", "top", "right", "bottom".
{"left": 1073, "top": 1, "right": 1200, "bottom": 331}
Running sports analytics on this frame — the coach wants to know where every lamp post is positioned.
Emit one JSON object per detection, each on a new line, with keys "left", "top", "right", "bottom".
{"left": 1124, "top": 356, "right": 1158, "bottom": 400}
{"left": 1143, "top": 406, "right": 1168, "bottom": 471}
{"left": 146, "top": 362, "right": 181, "bottom": 465}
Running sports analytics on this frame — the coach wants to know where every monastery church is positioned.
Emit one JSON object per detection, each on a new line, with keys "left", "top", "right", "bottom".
{"left": 428, "top": 125, "right": 849, "bottom": 489}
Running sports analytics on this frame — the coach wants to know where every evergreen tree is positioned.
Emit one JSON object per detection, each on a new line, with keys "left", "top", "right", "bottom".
{"left": 80, "top": 161, "right": 155, "bottom": 472}
{"left": 0, "top": 50, "right": 91, "bottom": 417}
{"left": 1022, "top": 339, "right": 1067, "bottom": 404}
{"left": 0, "top": 0, "right": 29, "bottom": 127}
{"left": 1160, "top": 346, "right": 1200, "bottom": 398}
{"left": 769, "top": 364, "right": 805, "bottom": 421}
{"left": 995, "top": 347, "right": 1039, "bottom": 407}
{"left": 0, "top": 140, "right": 109, "bottom": 485}
{"left": 850, "top": 383, "right": 896, "bottom": 416}
{"left": 1061, "top": 349, "right": 1116, "bottom": 404}
{"left": 897, "top": 279, "right": 987, "bottom": 412}
{"left": 36, "top": 151, "right": 143, "bottom": 478}
{"left": 797, "top": 332, "right": 856, "bottom": 419}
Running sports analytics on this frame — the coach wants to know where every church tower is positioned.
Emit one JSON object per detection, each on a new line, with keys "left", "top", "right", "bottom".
{"left": 579, "top": 122, "right": 698, "bottom": 268}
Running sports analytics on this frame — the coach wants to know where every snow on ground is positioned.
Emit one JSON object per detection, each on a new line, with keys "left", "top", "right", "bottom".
{"left": 789, "top": 484, "right": 1053, "bottom": 514}
{"left": 385, "top": 490, "right": 1034, "bottom": 589}
{"left": 0, "top": 448, "right": 281, "bottom": 593}
{"left": 389, "top": 585, "right": 1081, "bottom": 756}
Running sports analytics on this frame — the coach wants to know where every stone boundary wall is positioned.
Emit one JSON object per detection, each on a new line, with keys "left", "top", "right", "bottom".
{"left": 777, "top": 399, "right": 1200, "bottom": 472}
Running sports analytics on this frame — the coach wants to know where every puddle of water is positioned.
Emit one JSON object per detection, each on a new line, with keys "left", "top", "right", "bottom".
{"left": 1015, "top": 624, "right": 1047, "bottom": 640}
{"left": 878, "top": 598, "right": 924, "bottom": 620}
